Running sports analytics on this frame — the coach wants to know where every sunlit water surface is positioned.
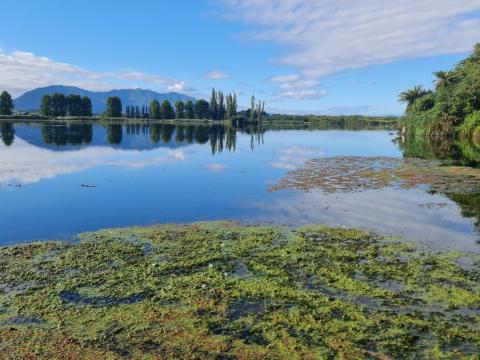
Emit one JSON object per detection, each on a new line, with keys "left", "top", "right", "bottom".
{"left": 0, "top": 121, "right": 478, "bottom": 252}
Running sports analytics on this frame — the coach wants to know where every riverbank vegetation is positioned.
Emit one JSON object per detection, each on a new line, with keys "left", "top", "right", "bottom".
{"left": 400, "top": 43, "right": 480, "bottom": 140}
{"left": 265, "top": 114, "right": 399, "bottom": 129}
{"left": 0, "top": 222, "right": 478, "bottom": 358}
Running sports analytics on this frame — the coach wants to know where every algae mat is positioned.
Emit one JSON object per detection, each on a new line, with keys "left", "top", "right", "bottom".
{"left": 0, "top": 222, "right": 479, "bottom": 359}
{"left": 269, "top": 156, "right": 480, "bottom": 194}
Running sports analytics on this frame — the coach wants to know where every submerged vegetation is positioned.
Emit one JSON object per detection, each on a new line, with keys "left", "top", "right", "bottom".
{"left": 0, "top": 222, "right": 479, "bottom": 358}
{"left": 400, "top": 43, "right": 480, "bottom": 140}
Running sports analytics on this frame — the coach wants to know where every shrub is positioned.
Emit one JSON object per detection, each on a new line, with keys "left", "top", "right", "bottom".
{"left": 459, "top": 111, "right": 480, "bottom": 139}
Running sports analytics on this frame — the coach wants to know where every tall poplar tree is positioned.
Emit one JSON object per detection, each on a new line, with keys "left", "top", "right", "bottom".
{"left": 210, "top": 89, "right": 218, "bottom": 120}
{"left": 218, "top": 91, "right": 225, "bottom": 120}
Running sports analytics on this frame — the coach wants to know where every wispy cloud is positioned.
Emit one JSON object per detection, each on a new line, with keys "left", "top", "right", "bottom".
{"left": 271, "top": 74, "right": 326, "bottom": 99}
{"left": 204, "top": 70, "right": 230, "bottom": 80}
{"left": 0, "top": 50, "right": 194, "bottom": 96}
{"left": 219, "top": 0, "right": 480, "bottom": 99}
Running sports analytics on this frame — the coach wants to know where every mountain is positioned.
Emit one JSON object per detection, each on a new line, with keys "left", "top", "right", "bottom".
{"left": 14, "top": 85, "right": 195, "bottom": 114}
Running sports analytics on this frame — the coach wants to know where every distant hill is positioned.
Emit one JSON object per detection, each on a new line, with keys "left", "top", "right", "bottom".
{"left": 14, "top": 85, "right": 195, "bottom": 114}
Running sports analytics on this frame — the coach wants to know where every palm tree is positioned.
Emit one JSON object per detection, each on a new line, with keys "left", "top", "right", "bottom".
{"left": 398, "top": 85, "right": 428, "bottom": 109}
{"left": 433, "top": 71, "right": 450, "bottom": 89}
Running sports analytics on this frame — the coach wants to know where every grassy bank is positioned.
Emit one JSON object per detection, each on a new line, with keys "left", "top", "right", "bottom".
{"left": 0, "top": 222, "right": 478, "bottom": 358}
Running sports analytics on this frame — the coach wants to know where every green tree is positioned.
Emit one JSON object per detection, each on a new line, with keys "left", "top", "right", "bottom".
{"left": 105, "top": 96, "right": 122, "bottom": 117}
{"left": 66, "top": 94, "right": 82, "bottom": 116}
{"left": 40, "top": 95, "right": 53, "bottom": 116}
{"left": 398, "top": 86, "right": 429, "bottom": 110}
{"left": 161, "top": 100, "right": 175, "bottom": 119}
{"left": 218, "top": 91, "right": 225, "bottom": 120}
{"left": 250, "top": 95, "right": 256, "bottom": 122}
{"left": 195, "top": 99, "right": 210, "bottom": 119}
{"left": 175, "top": 101, "right": 185, "bottom": 119}
{"left": 0, "top": 91, "right": 14, "bottom": 115}
{"left": 433, "top": 71, "right": 450, "bottom": 89}
{"left": 185, "top": 100, "right": 195, "bottom": 119}
{"left": 232, "top": 93, "right": 237, "bottom": 115}
{"left": 149, "top": 100, "right": 161, "bottom": 119}
{"left": 226, "top": 94, "right": 233, "bottom": 119}
{"left": 210, "top": 89, "right": 218, "bottom": 120}
{"left": 81, "top": 96, "right": 92, "bottom": 116}
{"left": 51, "top": 93, "right": 67, "bottom": 116}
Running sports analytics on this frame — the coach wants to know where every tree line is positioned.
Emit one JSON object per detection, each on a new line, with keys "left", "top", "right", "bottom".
{"left": 31, "top": 88, "right": 264, "bottom": 121}
{"left": 104, "top": 88, "right": 240, "bottom": 120}
{"left": 40, "top": 93, "right": 92, "bottom": 117}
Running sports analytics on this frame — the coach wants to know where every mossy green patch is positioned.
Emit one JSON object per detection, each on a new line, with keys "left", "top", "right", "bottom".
{"left": 0, "top": 222, "right": 479, "bottom": 358}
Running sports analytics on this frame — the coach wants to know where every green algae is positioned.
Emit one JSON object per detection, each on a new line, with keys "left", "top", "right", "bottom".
{"left": 0, "top": 222, "right": 479, "bottom": 359}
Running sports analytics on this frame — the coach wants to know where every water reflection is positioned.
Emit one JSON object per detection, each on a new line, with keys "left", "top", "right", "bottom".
{"left": 41, "top": 123, "right": 93, "bottom": 146}
{"left": 1, "top": 122, "right": 15, "bottom": 146}
{"left": 399, "top": 134, "right": 480, "bottom": 167}
{"left": 22, "top": 121, "right": 265, "bottom": 155}
{"left": 1, "top": 120, "right": 479, "bottom": 249}
{"left": 400, "top": 135, "right": 480, "bottom": 232}
{"left": 107, "top": 124, "right": 123, "bottom": 145}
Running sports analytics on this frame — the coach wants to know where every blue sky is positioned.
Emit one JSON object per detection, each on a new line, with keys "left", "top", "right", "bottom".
{"left": 0, "top": 0, "right": 479, "bottom": 115}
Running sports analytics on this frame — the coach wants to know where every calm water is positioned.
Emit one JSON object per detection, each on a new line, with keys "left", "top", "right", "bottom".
{"left": 0, "top": 121, "right": 479, "bottom": 251}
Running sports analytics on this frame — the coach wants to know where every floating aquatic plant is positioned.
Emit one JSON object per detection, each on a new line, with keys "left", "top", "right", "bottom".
{"left": 0, "top": 222, "right": 478, "bottom": 358}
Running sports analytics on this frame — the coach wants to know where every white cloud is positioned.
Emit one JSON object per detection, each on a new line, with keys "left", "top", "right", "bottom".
{"left": 117, "top": 71, "right": 178, "bottom": 85}
{"left": 219, "top": 0, "right": 480, "bottom": 96}
{"left": 204, "top": 70, "right": 230, "bottom": 80}
{"left": 0, "top": 50, "right": 193, "bottom": 96}
{"left": 278, "top": 89, "right": 328, "bottom": 100}
{"left": 271, "top": 74, "right": 300, "bottom": 83}
{"left": 167, "top": 81, "right": 195, "bottom": 92}
{"left": 271, "top": 73, "right": 325, "bottom": 99}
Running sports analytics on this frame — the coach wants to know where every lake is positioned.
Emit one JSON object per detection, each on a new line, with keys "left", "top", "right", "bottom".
{"left": 0, "top": 120, "right": 479, "bottom": 251}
